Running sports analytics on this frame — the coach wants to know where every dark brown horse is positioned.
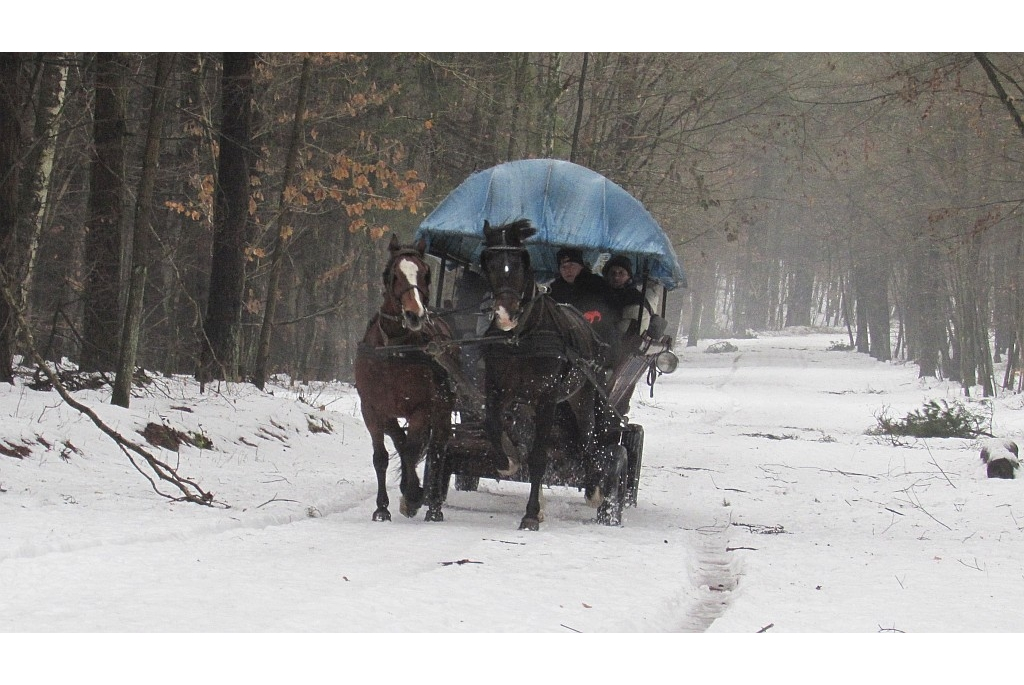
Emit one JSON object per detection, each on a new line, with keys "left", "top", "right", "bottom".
{"left": 354, "top": 235, "right": 455, "bottom": 522}
{"left": 478, "top": 219, "right": 627, "bottom": 530}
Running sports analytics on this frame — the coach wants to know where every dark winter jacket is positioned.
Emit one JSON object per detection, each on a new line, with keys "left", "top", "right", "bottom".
{"left": 549, "top": 269, "right": 621, "bottom": 348}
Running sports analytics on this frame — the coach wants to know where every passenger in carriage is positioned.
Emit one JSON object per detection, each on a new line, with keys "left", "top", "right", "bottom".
{"left": 602, "top": 255, "right": 653, "bottom": 340}
{"left": 548, "top": 247, "right": 621, "bottom": 355}
{"left": 602, "top": 253, "right": 643, "bottom": 333}
{"left": 602, "top": 255, "right": 659, "bottom": 416}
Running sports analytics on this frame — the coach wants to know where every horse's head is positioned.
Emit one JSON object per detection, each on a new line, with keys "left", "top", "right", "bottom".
{"left": 382, "top": 234, "right": 431, "bottom": 331}
{"left": 480, "top": 219, "right": 538, "bottom": 332}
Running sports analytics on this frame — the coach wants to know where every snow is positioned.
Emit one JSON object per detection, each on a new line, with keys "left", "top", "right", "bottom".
{"left": 2, "top": 330, "right": 1021, "bottom": 678}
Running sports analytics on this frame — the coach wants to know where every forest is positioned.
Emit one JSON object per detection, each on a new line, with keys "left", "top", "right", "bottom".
{"left": 1, "top": 52, "right": 1023, "bottom": 404}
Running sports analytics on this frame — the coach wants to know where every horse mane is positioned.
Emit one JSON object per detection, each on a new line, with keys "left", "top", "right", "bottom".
{"left": 483, "top": 219, "right": 537, "bottom": 247}
{"left": 481, "top": 219, "right": 538, "bottom": 272}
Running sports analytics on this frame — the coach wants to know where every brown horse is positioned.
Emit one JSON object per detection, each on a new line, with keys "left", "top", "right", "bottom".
{"left": 354, "top": 235, "right": 455, "bottom": 522}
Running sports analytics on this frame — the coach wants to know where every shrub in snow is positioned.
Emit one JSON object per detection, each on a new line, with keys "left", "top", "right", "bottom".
{"left": 871, "top": 399, "right": 991, "bottom": 440}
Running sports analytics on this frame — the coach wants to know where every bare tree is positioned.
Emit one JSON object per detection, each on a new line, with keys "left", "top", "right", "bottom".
{"left": 197, "top": 52, "right": 256, "bottom": 385}
{"left": 112, "top": 53, "right": 175, "bottom": 407}
{"left": 80, "top": 52, "right": 129, "bottom": 372}
{"left": 0, "top": 53, "right": 27, "bottom": 383}
{"left": 253, "top": 56, "right": 310, "bottom": 390}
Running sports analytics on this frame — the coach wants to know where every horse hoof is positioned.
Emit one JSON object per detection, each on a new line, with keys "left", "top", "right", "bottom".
{"left": 395, "top": 491, "right": 419, "bottom": 518}
{"left": 519, "top": 517, "right": 540, "bottom": 531}
{"left": 425, "top": 509, "right": 444, "bottom": 522}
{"left": 597, "top": 501, "right": 622, "bottom": 526}
{"left": 373, "top": 509, "right": 392, "bottom": 522}
{"left": 399, "top": 496, "right": 421, "bottom": 518}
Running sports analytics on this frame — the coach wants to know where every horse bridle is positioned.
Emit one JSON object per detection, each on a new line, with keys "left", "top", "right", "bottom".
{"left": 380, "top": 249, "right": 431, "bottom": 328}
{"left": 482, "top": 245, "right": 537, "bottom": 308}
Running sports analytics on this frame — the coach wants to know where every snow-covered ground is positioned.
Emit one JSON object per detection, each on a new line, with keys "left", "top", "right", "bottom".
{"left": 2, "top": 330, "right": 1021, "bottom": 676}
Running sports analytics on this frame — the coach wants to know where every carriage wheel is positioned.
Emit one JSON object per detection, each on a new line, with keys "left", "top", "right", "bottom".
{"left": 623, "top": 423, "right": 644, "bottom": 507}
{"left": 454, "top": 474, "right": 480, "bottom": 492}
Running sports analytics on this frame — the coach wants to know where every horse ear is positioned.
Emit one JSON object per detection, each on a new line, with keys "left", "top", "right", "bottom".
{"left": 388, "top": 233, "right": 401, "bottom": 254}
{"left": 415, "top": 237, "right": 427, "bottom": 255}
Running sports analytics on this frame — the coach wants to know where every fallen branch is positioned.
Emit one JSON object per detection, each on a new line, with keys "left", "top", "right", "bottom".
{"left": 923, "top": 442, "right": 956, "bottom": 489}
{"left": 757, "top": 623, "right": 774, "bottom": 633}
{"left": 957, "top": 557, "right": 985, "bottom": 572}
{"left": 897, "top": 484, "right": 951, "bottom": 531}
{"left": 732, "top": 522, "right": 787, "bottom": 535}
{"left": 742, "top": 432, "right": 797, "bottom": 441}
{"left": 439, "top": 559, "right": 483, "bottom": 566}
{"left": 257, "top": 495, "right": 298, "bottom": 508}
{"left": 709, "top": 475, "right": 748, "bottom": 493}
{"left": 0, "top": 266, "right": 218, "bottom": 506}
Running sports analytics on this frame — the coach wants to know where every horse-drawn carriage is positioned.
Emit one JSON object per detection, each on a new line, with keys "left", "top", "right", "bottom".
{"left": 356, "top": 159, "right": 685, "bottom": 530}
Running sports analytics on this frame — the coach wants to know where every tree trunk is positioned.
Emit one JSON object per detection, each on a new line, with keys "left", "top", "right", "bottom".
{"left": 0, "top": 54, "right": 27, "bottom": 383}
{"left": 907, "top": 235, "right": 945, "bottom": 377}
{"left": 865, "top": 254, "right": 892, "bottom": 362}
{"left": 198, "top": 52, "right": 256, "bottom": 385}
{"left": 569, "top": 52, "right": 588, "bottom": 163}
{"left": 1007, "top": 226, "right": 1024, "bottom": 391}
{"left": 952, "top": 234, "right": 995, "bottom": 396}
{"left": 685, "top": 257, "right": 711, "bottom": 347}
{"left": 505, "top": 54, "right": 528, "bottom": 160}
{"left": 17, "top": 55, "right": 68, "bottom": 318}
{"left": 112, "top": 54, "right": 174, "bottom": 407}
{"left": 254, "top": 57, "right": 310, "bottom": 390}
{"left": 80, "top": 53, "right": 129, "bottom": 372}
{"left": 784, "top": 261, "right": 814, "bottom": 328}
{"left": 540, "top": 53, "right": 562, "bottom": 158}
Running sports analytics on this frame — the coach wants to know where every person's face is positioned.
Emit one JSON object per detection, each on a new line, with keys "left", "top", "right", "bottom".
{"left": 607, "top": 265, "right": 631, "bottom": 289}
{"left": 559, "top": 260, "right": 583, "bottom": 283}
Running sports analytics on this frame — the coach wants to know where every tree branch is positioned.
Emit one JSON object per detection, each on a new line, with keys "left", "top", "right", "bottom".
{"left": 974, "top": 53, "right": 1024, "bottom": 138}
{"left": 0, "top": 265, "right": 219, "bottom": 506}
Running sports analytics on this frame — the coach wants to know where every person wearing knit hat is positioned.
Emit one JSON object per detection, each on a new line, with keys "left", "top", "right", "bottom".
{"left": 555, "top": 247, "right": 587, "bottom": 270}
{"left": 549, "top": 247, "right": 619, "bottom": 353}
{"left": 603, "top": 254, "right": 651, "bottom": 336}
{"left": 602, "top": 254, "right": 655, "bottom": 414}
{"left": 602, "top": 254, "right": 634, "bottom": 287}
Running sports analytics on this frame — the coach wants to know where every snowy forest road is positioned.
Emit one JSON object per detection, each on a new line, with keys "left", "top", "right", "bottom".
{"left": 5, "top": 331, "right": 1023, "bottom": 634}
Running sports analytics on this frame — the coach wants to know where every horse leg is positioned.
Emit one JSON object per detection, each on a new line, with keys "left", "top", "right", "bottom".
{"left": 383, "top": 417, "right": 408, "bottom": 454}
{"left": 589, "top": 443, "right": 628, "bottom": 525}
{"left": 520, "top": 400, "right": 555, "bottom": 531}
{"left": 395, "top": 414, "right": 427, "bottom": 518}
{"left": 582, "top": 392, "right": 628, "bottom": 525}
{"left": 424, "top": 403, "right": 452, "bottom": 522}
{"left": 365, "top": 416, "right": 392, "bottom": 522}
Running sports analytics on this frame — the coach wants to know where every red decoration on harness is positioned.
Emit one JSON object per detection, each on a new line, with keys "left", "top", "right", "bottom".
{"left": 583, "top": 310, "right": 602, "bottom": 324}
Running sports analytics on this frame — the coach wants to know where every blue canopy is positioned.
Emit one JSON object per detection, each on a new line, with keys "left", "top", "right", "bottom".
{"left": 414, "top": 159, "right": 687, "bottom": 290}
